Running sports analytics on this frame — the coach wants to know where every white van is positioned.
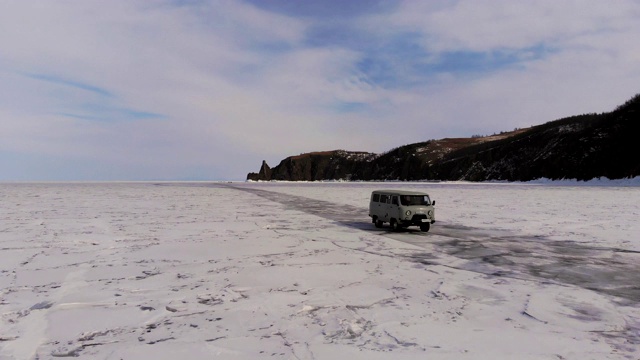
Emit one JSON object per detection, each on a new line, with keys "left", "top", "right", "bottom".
{"left": 369, "top": 190, "right": 435, "bottom": 232}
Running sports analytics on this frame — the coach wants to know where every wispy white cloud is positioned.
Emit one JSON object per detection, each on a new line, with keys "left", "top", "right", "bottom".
{"left": 0, "top": 0, "right": 639, "bottom": 180}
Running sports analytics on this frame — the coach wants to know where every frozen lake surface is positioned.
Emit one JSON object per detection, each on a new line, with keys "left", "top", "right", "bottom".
{"left": 1, "top": 182, "right": 639, "bottom": 359}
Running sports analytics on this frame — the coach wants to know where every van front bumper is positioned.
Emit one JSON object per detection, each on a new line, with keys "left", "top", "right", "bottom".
{"left": 401, "top": 214, "right": 435, "bottom": 226}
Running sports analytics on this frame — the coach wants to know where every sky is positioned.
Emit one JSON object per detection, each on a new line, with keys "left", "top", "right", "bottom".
{"left": 1, "top": 0, "right": 639, "bottom": 181}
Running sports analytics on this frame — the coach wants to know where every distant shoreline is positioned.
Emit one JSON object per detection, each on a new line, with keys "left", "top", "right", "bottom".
{"left": 2, "top": 176, "right": 639, "bottom": 187}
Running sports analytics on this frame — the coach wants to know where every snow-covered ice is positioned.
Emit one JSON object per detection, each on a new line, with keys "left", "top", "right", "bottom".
{"left": 1, "top": 181, "right": 639, "bottom": 359}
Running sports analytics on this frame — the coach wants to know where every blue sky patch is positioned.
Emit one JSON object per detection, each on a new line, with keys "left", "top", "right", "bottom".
{"left": 428, "top": 45, "right": 553, "bottom": 74}
{"left": 243, "top": 0, "right": 396, "bottom": 19}
{"left": 25, "top": 73, "right": 114, "bottom": 97}
{"left": 333, "top": 101, "right": 368, "bottom": 113}
{"left": 59, "top": 110, "right": 165, "bottom": 122}
{"left": 59, "top": 106, "right": 165, "bottom": 122}
{"left": 23, "top": 73, "right": 164, "bottom": 122}
{"left": 356, "top": 42, "right": 554, "bottom": 88}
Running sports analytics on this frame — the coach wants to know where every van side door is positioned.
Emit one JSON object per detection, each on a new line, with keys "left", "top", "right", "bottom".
{"left": 378, "top": 194, "right": 389, "bottom": 221}
{"left": 390, "top": 196, "right": 400, "bottom": 220}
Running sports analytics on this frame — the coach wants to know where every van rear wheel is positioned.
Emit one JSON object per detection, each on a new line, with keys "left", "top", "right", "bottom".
{"left": 375, "top": 219, "right": 383, "bottom": 228}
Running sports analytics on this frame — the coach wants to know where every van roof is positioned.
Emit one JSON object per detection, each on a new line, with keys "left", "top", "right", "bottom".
{"left": 371, "top": 190, "right": 430, "bottom": 196}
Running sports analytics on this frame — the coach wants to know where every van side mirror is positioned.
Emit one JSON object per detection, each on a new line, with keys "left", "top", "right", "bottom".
{"left": 432, "top": 200, "right": 435, "bottom": 206}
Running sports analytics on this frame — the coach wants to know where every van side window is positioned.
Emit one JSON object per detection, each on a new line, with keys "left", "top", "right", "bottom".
{"left": 400, "top": 195, "right": 429, "bottom": 206}
{"left": 372, "top": 194, "right": 380, "bottom": 202}
{"left": 391, "top": 196, "right": 398, "bottom": 205}
{"left": 379, "top": 195, "right": 388, "bottom": 203}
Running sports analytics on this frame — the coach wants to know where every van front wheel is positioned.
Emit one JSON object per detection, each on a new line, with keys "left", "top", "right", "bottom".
{"left": 375, "top": 219, "right": 383, "bottom": 228}
{"left": 390, "top": 219, "right": 400, "bottom": 232}
{"left": 420, "top": 223, "right": 431, "bottom": 232}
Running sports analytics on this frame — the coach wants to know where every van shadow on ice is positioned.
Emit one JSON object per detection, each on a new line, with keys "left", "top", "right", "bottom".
{"left": 410, "top": 223, "right": 640, "bottom": 304}
{"left": 221, "top": 184, "right": 373, "bottom": 231}
{"left": 222, "top": 184, "right": 640, "bottom": 304}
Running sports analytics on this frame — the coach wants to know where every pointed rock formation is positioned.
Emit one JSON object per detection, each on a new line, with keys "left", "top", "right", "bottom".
{"left": 246, "top": 160, "right": 272, "bottom": 181}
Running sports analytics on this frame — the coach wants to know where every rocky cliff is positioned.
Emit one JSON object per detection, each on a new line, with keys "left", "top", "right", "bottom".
{"left": 247, "top": 150, "right": 376, "bottom": 181}
{"left": 248, "top": 94, "right": 640, "bottom": 181}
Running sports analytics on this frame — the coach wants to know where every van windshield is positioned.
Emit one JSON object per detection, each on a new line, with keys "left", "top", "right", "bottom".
{"left": 400, "top": 195, "right": 430, "bottom": 206}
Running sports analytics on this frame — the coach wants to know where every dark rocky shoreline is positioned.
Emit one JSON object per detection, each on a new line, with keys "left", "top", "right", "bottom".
{"left": 248, "top": 94, "right": 640, "bottom": 182}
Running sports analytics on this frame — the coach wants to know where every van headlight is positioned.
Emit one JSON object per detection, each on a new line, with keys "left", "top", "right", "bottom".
{"left": 405, "top": 210, "right": 411, "bottom": 216}
{"left": 428, "top": 210, "right": 433, "bottom": 217}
